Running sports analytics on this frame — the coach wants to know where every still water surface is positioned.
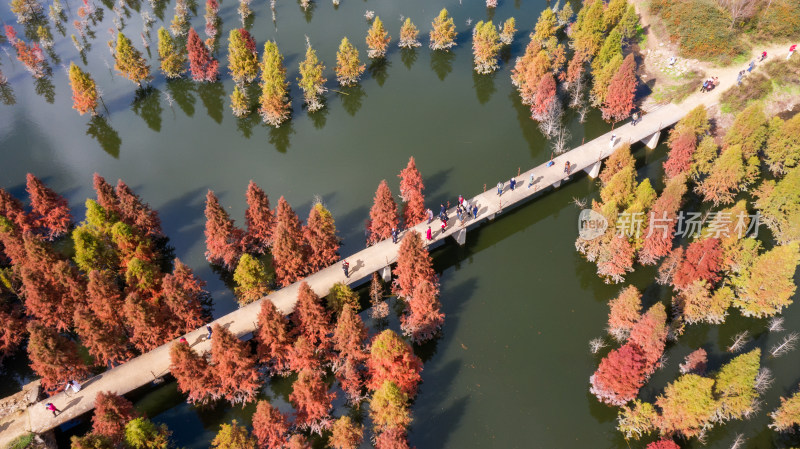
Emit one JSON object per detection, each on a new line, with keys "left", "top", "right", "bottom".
{"left": 1, "top": 0, "right": 799, "bottom": 447}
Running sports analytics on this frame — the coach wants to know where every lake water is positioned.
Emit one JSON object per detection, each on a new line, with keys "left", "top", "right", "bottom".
{"left": 1, "top": 0, "right": 799, "bottom": 447}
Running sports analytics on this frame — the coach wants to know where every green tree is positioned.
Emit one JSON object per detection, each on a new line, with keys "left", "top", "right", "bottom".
{"left": 618, "top": 5, "right": 639, "bottom": 42}
{"left": 603, "top": 0, "right": 628, "bottom": 30}
{"left": 124, "top": 418, "right": 171, "bottom": 449}
{"left": 617, "top": 400, "right": 657, "bottom": 440}
{"left": 335, "top": 37, "right": 365, "bottom": 86}
{"left": 755, "top": 166, "right": 800, "bottom": 244}
{"left": 230, "top": 86, "right": 249, "bottom": 118}
{"left": 297, "top": 42, "right": 326, "bottom": 112}
{"left": 258, "top": 41, "right": 291, "bottom": 127}
{"left": 572, "top": 0, "right": 605, "bottom": 57}
{"left": 532, "top": 7, "right": 558, "bottom": 44}
{"left": 114, "top": 32, "right": 151, "bottom": 86}
{"left": 211, "top": 420, "right": 256, "bottom": 449}
{"left": 71, "top": 434, "right": 114, "bottom": 449}
{"left": 733, "top": 243, "right": 800, "bottom": 317}
{"left": 157, "top": 27, "right": 186, "bottom": 79}
{"left": 764, "top": 114, "right": 800, "bottom": 175}
{"left": 591, "top": 28, "right": 622, "bottom": 75}
{"left": 227, "top": 29, "right": 258, "bottom": 86}
{"left": 429, "top": 9, "right": 456, "bottom": 51}
{"left": 233, "top": 253, "right": 273, "bottom": 305}
{"left": 696, "top": 144, "right": 746, "bottom": 206}
{"left": 326, "top": 282, "right": 359, "bottom": 315}
{"left": 714, "top": 349, "right": 761, "bottom": 421}
{"left": 656, "top": 374, "right": 717, "bottom": 438}
{"left": 73, "top": 199, "right": 119, "bottom": 272}
{"left": 369, "top": 381, "right": 411, "bottom": 431}
{"left": 472, "top": 21, "right": 501, "bottom": 74}
{"left": 500, "top": 17, "right": 516, "bottom": 45}
{"left": 590, "top": 53, "right": 623, "bottom": 107}
{"left": 723, "top": 102, "right": 767, "bottom": 160}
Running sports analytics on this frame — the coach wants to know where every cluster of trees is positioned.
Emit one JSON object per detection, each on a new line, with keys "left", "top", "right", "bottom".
{"left": 0, "top": 174, "right": 210, "bottom": 394}
{"left": 512, "top": 0, "right": 639, "bottom": 142}
{"left": 367, "top": 157, "right": 427, "bottom": 244}
{"left": 203, "top": 181, "right": 340, "bottom": 299}
{"left": 616, "top": 349, "right": 766, "bottom": 441}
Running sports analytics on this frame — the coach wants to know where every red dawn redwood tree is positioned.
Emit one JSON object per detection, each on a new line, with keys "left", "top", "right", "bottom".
{"left": 398, "top": 157, "right": 426, "bottom": 227}
{"left": 645, "top": 441, "right": 680, "bottom": 449}
{"left": 596, "top": 234, "right": 635, "bottom": 284}
{"left": 663, "top": 133, "right": 697, "bottom": 180}
{"left": 679, "top": 348, "right": 708, "bottom": 375}
{"left": 303, "top": 203, "right": 340, "bottom": 273}
{"left": 93, "top": 174, "right": 120, "bottom": 218}
{"left": 368, "top": 180, "right": 398, "bottom": 244}
{"left": 92, "top": 391, "right": 139, "bottom": 443}
{"left": 531, "top": 72, "right": 557, "bottom": 120}
{"left": 187, "top": 28, "right": 219, "bottom": 82}
{"left": 0, "top": 217, "right": 27, "bottom": 266}
{"left": 627, "top": 303, "right": 668, "bottom": 374}
{"left": 243, "top": 181, "right": 273, "bottom": 254}
{"left": 86, "top": 270, "right": 124, "bottom": 326}
{"left": 204, "top": 190, "right": 244, "bottom": 270}
{"left": 374, "top": 429, "right": 411, "bottom": 449}
{"left": 672, "top": 238, "right": 723, "bottom": 290}
{"left": 293, "top": 282, "right": 332, "bottom": 349}
{"left": 0, "top": 299, "right": 26, "bottom": 359}
{"left": 393, "top": 230, "right": 438, "bottom": 301}
{"left": 255, "top": 299, "right": 292, "bottom": 375}
{"left": 210, "top": 324, "right": 262, "bottom": 405}
{"left": 69, "top": 62, "right": 98, "bottom": 116}
{"left": 289, "top": 369, "right": 335, "bottom": 434}
{"left": 0, "top": 188, "right": 31, "bottom": 231}
{"left": 27, "top": 321, "right": 90, "bottom": 394}
{"left": 162, "top": 259, "right": 207, "bottom": 333}
{"left": 252, "top": 400, "right": 290, "bottom": 449}
{"left": 638, "top": 175, "right": 687, "bottom": 266}
{"left": 115, "top": 180, "right": 163, "bottom": 238}
{"left": 26, "top": 173, "right": 72, "bottom": 240}
{"left": 607, "top": 285, "right": 642, "bottom": 342}
{"left": 400, "top": 280, "right": 444, "bottom": 344}
{"left": 73, "top": 304, "right": 134, "bottom": 367}
{"left": 589, "top": 342, "right": 647, "bottom": 406}
{"left": 123, "top": 292, "right": 172, "bottom": 352}
{"left": 333, "top": 305, "right": 368, "bottom": 402}
{"left": 272, "top": 196, "right": 307, "bottom": 286}
{"left": 288, "top": 335, "right": 323, "bottom": 374}
{"left": 170, "top": 341, "right": 216, "bottom": 405}
{"left": 601, "top": 53, "right": 637, "bottom": 124}
{"left": 367, "top": 330, "right": 423, "bottom": 398}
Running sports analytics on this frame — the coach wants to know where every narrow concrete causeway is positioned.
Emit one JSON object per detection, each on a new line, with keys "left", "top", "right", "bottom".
{"left": 0, "top": 100, "right": 696, "bottom": 445}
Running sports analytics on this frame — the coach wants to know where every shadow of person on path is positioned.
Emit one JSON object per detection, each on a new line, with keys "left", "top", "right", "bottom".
{"left": 351, "top": 259, "right": 365, "bottom": 276}
{"left": 61, "top": 397, "right": 81, "bottom": 413}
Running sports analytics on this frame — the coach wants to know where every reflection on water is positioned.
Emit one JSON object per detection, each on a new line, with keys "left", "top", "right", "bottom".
{"left": 197, "top": 81, "right": 225, "bottom": 124}
{"left": 400, "top": 47, "right": 418, "bottom": 70}
{"left": 0, "top": 84, "right": 16, "bottom": 106}
{"left": 132, "top": 86, "right": 163, "bottom": 132}
{"left": 367, "top": 58, "right": 390, "bottom": 87}
{"left": 166, "top": 78, "right": 196, "bottom": 117}
{"left": 86, "top": 115, "right": 122, "bottom": 158}
{"left": 338, "top": 84, "right": 365, "bottom": 117}
{"left": 309, "top": 101, "right": 328, "bottom": 129}
{"left": 472, "top": 70, "right": 496, "bottom": 105}
{"left": 430, "top": 50, "right": 455, "bottom": 81}
{"left": 34, "top": 70, "right": 56, "bottom": 104}
{"left": 267, "top": 119, "right": 294, "bottom": 153}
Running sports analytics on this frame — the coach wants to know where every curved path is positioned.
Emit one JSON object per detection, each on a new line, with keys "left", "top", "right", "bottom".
{"left": 0, "top": 52, "right": 784, "bottom": 445}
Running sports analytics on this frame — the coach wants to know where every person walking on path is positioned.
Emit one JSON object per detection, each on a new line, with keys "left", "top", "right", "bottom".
{"left": 426, "top": 226, "right": 432, "bottom": 241}
{"left": 426, "top": 208, "right": 433, "bottom": 224}
{"left": 206, "top": 325, "right": 213, "bottom": 340}
{"left": 564, "top": 161, "right": 571, "bottom": 175}
{"left": 631, "top": 111, "right": 639, "bottom": 125}
{"left": 528, "top": 173, "right": 535, "bottom": 188}
{"left": 737, "top": 70, "right": 744, "bottom": 85}
{"left": 472, "top": 203, "right": 479, "bottom": 219}
{"left": 458, "top": 194, "right": 464, "bottom": 206}
{"left": 342, "top": 260, "right": 350, "bottom": 278}
{"left": 391, "top": 227, "right": 398, "bottom": 244}
{"left": 747, "top": 60, "right": 755, "bottom": 72}
{"left": 456, "top": 206, "right": 463, "bottom": 223}
{"left": 609, "top": 134, "right": 616, "bottom": 150}
{"left": 46, "top": 402, "right": 61, "bottom": 417}
{"left": 439, "top": 203, "right": 446, "bottom": 220}
{"left": 760, "top": 50, "right": 767, "bottom": 62}
{"left": 66, "top": 380, "right": 81, "bottom": 394}
{"left": 497, "top": 181, "right": 503, "bottom": 196}
{"left": 789, "top": 44, "right": 797, "bottom": 60}
{"left": 509, "top": 177, "right": 516, "bottom": 191}
{"left": 179, "top": 336, "right": 188, "bottom": 344}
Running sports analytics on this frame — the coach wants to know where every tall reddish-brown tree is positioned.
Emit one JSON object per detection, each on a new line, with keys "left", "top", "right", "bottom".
{"left": 607, "top": 285, "right": 641, "bottom": 342}
{"left": 333, "top": 305, "right": 368, "bottom": 403}
{"left": 393, "top": 230, "right": 438, "bottom": 300}
{"left": 252, "top": 400, "right": 290, "bottom": 449}
{"left": 368, "top": 180, "right": 398, "bottom": 244}
{"left": 123, "top": 292, "right": 172, "bottom": 351}
{"left": 255, "top": 299, "right": 293, "bottom": 375}
{"left": 204, "top": 190, "right": 244, "bottom": 270}
{"left": 243, "top": 181, "right": 274, "bottom": 254}
{"left": 597, "top": 234, "right": 635, "bottom": 284}
{"left": 373, "top": 429, "right": 411, "bottom": 449}
{"left": 531, "top": 72, "right": 557, "bottom": 119}
{"left": 162, "top": 258, "right": 207, "bottom": 333}
{"left": 303, "top": 203, "right": 340, "bottom": 273}
{"left": 92, "top": 391, "right": 138, "bottom": 443}
{"left": 589, "top": 342, "right": 647, "bottom": 406}
{"left": 639, "top": 175, "right": 687, "bottom": 266}
{"left": 679, "top": 348, "right": 708, "bottom": 375}
{"left": 289, "top": 369, "right": 335, "bottom": 434}
{"left": 170, "top": 341, "right": 216, "bottom": 405}
{"left": 27, "top": 321, "right": 90, "bottom": 394}
{"left": 0, "top": 299, "right": 26, "bottom": 359}
{"left": 400, "top": 280, "right": 444, "bottom": 344}
{"left": 187, "top": 27, "right": 219, "bottom": 82}
{"left": 73, "top": 304, "right": 134, "bottom": 367}
{"left": 210, "top": 324, "right": 262, "bottom": 405}
{"left": 26, "top": 173, "right": 72, "bottom": 240}
{"left": 367, "top": 330, "right": 423, "bottom": 398}
{"left": 398, "top": 157, "right": 426, "bottom": 227}
{"left": 601, "top": 53, "right": 637, "bottom": 124}
{"left": 288, "top": 335, "right": 323, "bottom": 374}
{"left": 663, "top": 133, "right": 697, "bottom": 180}
{"left": 0, "top": 216, "right": 27, "bottom": 265}
{"left": 92, "top": 173, "right": 120, "bottom": 218}
{"left": 115, "top": 180, "right": 163, "bottom": 238}
{"left": 627, "top": 303, "right": 668, "bottom": 374}
{"left": 0, "top": 188, "right": 31, "bottom": 231}
{"left": 293, "top": 282, "right": 332, "bottom": 350}
{"left": 672, "top": 238, "right": 723, "bottom": 290}
{"left": 272, "top": 196, "right": 307, "bottom": 286}
{"left": 646, "top": 440, "right": 680, "bottom": 449}
{"left": 86, "top": 270, "right": 124, "bottom": 327}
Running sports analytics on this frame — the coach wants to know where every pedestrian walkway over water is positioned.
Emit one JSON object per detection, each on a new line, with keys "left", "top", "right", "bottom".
{"left": 0, "top": 98, "right": 702, "bottom": 445}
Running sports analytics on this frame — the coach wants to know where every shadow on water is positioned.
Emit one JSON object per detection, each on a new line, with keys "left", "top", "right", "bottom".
{"left": 400, "top": 47, "right": 418, "bottom": 70}
{"left": 235, "top": 113, "right": 260, "bottom": 139}
{"left": 309, "top": 103, "right": 328, "bottom": 130}
{"left": 267, "top": 120, "right": 295, "bottom": 153}
{"left": 34, "top": 72, "right": 56, "bottom": 104}
{"left": 86, "top": 115, "right": 122, "bottom": 158}
{"left": 430, "top": 50, "right": 455, "bottom": 81}
{"left": 338, "top": 84, "right": 365, "bottom": 117}
{"left": 409, "top": 360, "right": 468, "bottom": 449}
{"left": 132, "top": 86, "right": 163, "bottom": 132}
{"left": 197, "top": 81, "right": 225, "bottom": 124}
{"left": 367, "top": 59, "right": 390, "bottom": 87}
{"left": 166, "top": 78, "right": 197, "bottom": 118}
{"left": 472, "top": 71, "right": 496, "bottom": 105}
{"left": 0, "top": 84, "right": 16, "bottom": 106}
{"left": 157, "top": 187, "right": 208, "bottom": 257}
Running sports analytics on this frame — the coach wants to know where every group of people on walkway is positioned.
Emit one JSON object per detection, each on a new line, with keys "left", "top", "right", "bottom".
{"left": 700, "top": 77, "right": 719, "bottom": 92}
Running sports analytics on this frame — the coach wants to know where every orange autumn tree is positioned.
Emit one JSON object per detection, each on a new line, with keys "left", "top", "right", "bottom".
{"left": 252, "top": 400, "right": 290, "bottom": 448}
{"left": 204, "top": 190, "right": 244, "bottom": 270}
{"left": 303, "top": 202, "right": 340, "bottom": 273}
{"left": 210, "top": 324, "right": 262, "bottom": 405}
{"left": 367, "top": 330, "right": 423, "bottom": 398}
{"left": 392, "top": 230, "right": 438, "bottom": 301}
{"left": 162, "top": 258, "right": 208, "bottom": 334}
{"left": 68, "top": 62, "right": 98, "bottom": 116}
{"left": 330, "top": 416, "right": 363, "bottom": 449}
{"left": 671, "top": 238, "right": 723, "bottom": 291}
{"left": 115, "top": 180, "right": 164, "bottom": 238}
{"left": 333, "top": 304, "right": 368, "bottom": 403}
{"left": 368, "top": 180, "right": 398, "bottom": 244}
{"left": 255, "top": 299, "right": 293, "bottom": 375}
{"left": 638, "top": 175, "right": 687, "bottom": 265}
{"left": 92, "top": 391, "right": 139, "bottom": 443}
{"left": 400, "top": 280, "right": 444, "bottom": 344}
{"left": 292, "top": 282, "right": 332, "bottom": 351}
{"left": 170, "top": 341, "right": 216, "bottom": 405}
{"left": 26, "top": 173, "right": 72, "bottom": 240}
{"left": 243, "top": 181, "right": 274, "bottom": 254}
{"left": 27, "top": 321, "right": 90, "bottom": 394}
{"left": 272, "top": 196, "right": 307, "bottom": 286}
{"left": 398, "top": 157, "right": 426, "bottom": 227}
{"left": 289, "top": 369, "right": 336, "bottom": 434}
{"left": 607, "top": 285, "right": 642, "bottom": 342}
{"left": 601, "top": 53, "right": 636, "bottom": 124}
{"left": 366, "top": 16, "right": 390, "bottom": 59}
